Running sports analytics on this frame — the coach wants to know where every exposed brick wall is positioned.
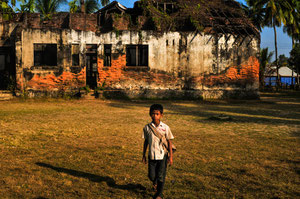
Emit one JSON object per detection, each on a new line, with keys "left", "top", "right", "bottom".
{"left": 26, "top": 69, "right": 86, "bottom": 91}
{"left": 97, "top": 54, "right": 126, "bottom": 86}
{"left": 199, "top": 56, "right": 259, "bottom": 87}
{"left": 40, "top": 13, "right": 69, "bottom": 29}
{"left": 26, "top": 14, "right": 41, "bottom": 29}
{"left": 97, "top": 54, "right": 258, "bottom": 90}
{"left": 112, "top": 15, "right": 130, "bottom": 30}
{"left": 69, "top": 13, "right": 98, "bottom": 32}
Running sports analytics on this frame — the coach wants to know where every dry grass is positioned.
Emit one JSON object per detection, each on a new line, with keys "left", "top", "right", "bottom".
{"left": 0, "top": 92, "right": 299, "bottom": 198}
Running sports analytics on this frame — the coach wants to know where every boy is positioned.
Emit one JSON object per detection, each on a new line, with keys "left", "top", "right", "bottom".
{"left": 142, "top": 104, "right": 174, "bottom": 199}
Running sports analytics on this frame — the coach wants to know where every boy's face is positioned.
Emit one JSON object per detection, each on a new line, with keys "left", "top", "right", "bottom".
{"left": 150, "top": 110, "right": 163, "bottom": 123}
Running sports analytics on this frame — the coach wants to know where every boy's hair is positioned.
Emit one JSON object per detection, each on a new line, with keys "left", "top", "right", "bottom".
{"left": 149, "top": 104, "right": 163, "bottom": 114}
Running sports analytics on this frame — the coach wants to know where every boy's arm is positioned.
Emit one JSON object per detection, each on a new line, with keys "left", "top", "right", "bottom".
{"left": 142, "top": 139, "right": 148, "bottom": 164}
{"left": 168, "top": 139, "right": 173, "bottom": 166}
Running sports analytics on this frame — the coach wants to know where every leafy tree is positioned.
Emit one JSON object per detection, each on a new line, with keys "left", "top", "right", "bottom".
{"left": 283, "top": 0, "right": 300, "bottom": 46}
{"left": 73, "top": 0, "right": 109, "bottom": 13}
{"left": 69, "top": 0, "right": 100, "bottom": 14}
{"left": 288, "top": 43, "right": 300, "bottom": 86}
{"left": 35, "top": 0, "right": 67, "bottom": 19}
{"left": 277, "top": 54, "right": 288, "bottom": 67}
{"left": 69, "top": 0, "right": 79, "bottom": 13}
{"left": 18, "top": 0, "right": 35, "bottom": 13}
{"left": 247, "top": 0, "right": 294, "bottom": 88}
{"left": 0, "top": 0, "right": 15, "bottom": 20}
{"left": 100, "top": 0, "right": 109, "bottom": 7}
{"left": 241, "top": 0, "right": 264, "bottom": 32}
{"left": 85, "top": 0, "right": 98, "bottom": 13}
{"left": 259, "top": 48, "right": 274, "bottom": 88}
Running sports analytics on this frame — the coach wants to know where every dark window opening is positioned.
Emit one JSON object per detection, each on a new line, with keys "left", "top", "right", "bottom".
{"left": 0, "top": 55, "right": 5, "bottom": 70}
{"left": 34, "top": 44, "right": 57, "bottom": 66}
{"left": 166, "top": 40, "right": 168, "bottom": 46}
{"left": 104, "top": 44, "right": 111, "bottom": 66}
{"left": 72, "top": 44, "right": 80, "bottom": 66}
{"left": 126, "top": 45, "right": 148, "bottom": 67}
{"left": 157, "top": 3, "right": 176, "bottom": 15}
{"left": 86, "top": 44, "right": 97, "bottom": 54}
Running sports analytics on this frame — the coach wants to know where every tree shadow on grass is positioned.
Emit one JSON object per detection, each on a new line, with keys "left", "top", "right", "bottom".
{"left": 35, "top": 162, "right": 147, "bottom": 195}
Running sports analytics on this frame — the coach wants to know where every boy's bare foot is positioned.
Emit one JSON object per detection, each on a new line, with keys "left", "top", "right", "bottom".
{"left": 155, "top": 196, "right": 162, "bottom": 199}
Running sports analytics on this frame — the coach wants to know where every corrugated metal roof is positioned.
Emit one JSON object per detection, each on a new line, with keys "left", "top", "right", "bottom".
{"left": 269, "top": 66, "right": 298, "bottom": 77}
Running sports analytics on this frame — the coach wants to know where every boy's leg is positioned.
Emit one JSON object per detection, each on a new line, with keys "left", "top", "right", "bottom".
{"left": 154, "top": 155, "right": 168, "bottom": 198}
{"left": 148, "top": 158, "right": 158, "bottom": 187}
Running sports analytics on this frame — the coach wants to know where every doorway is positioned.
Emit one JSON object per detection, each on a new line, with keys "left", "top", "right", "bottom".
{"left": 0, "top": 47, "right": 16, "bottom": 90}
{"left": 85, "top": 44, "right": 98, "bottom": 89}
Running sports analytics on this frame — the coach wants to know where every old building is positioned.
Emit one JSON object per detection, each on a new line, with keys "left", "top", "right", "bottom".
{"left": 0, "top": 0, "right": 260, "bottom": 99}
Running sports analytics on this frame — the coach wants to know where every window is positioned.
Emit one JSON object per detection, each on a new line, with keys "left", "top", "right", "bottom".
{"left": 104, "top": 44, "right": 111, "bottom": 66}
{"left": 34, "top": 44, "right": 57, "bottom": 66}
{"left": 157, "top": 3, "right": 176, "bottom": 15}
{"left": 72, "top": 44, "right": 80, "bottom": 66}
{"left": 126, "top": 45, "right": 148, "bottom": 66}
{"left": 0, "top": 55, "right": 5, "bottom": 70}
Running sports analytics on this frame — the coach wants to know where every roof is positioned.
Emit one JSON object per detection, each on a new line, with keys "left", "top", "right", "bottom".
{"left": 133, "top": 0, "right": 259, "bottom": 37}
{"left": 96, "top": 1, "right": 127, "bottom": 14}
{"left": 268, "top": 66, "right": 298, "bottom": 77}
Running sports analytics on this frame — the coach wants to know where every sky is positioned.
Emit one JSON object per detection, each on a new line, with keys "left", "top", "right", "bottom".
{"left": 13, "top": 0, "right": 293, "bottom": 60}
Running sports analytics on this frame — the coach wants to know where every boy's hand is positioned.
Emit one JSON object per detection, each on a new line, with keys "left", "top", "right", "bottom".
{"left": 168, "top": 156, "right": 173, "bottom": 166}
{"left": 142, "top": 156, "right": 147, "bottom": 164}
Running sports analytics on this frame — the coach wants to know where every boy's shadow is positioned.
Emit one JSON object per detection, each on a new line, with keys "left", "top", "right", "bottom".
{"left": 35, "top": 162, "right": 146, "bottom": 194}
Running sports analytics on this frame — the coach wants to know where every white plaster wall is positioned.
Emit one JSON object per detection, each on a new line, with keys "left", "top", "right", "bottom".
{"left": 22, "top": 29, "right": 68, "bottom": 68}
{"left": 20, "top": 29, "right": 259, "bottom": 78}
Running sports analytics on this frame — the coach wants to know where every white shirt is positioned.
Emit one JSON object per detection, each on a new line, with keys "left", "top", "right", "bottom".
{"left": 142, "top": 121, "right": 174, "bottom": 160}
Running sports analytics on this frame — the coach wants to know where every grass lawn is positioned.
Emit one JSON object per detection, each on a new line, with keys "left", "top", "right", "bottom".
{"left": 0, "top": 92, "right": 299, "bottom": 198}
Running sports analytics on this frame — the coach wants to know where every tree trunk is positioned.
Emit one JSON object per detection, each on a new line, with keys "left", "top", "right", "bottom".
{"left": 80, "top": 0, "right": 85, "bottom": 13}
{"left": 297, "top": 67, "right": 300, "bottom": 88}
{"left": 273, "top": 24, "right": 280, "bottom": 89}
{"left": 291, "top": 38, "right": 294, "bottom": 87}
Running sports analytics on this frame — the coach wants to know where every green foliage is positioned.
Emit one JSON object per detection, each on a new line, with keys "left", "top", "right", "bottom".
{"left": 259, "top": 48, "right": 274, "bottom": 88}
{"left": 113, "top": 27, "right": 120, "bottom": 38}
{"left": 35, "top": 0, "right": 67, "bottom": 20}
{"left": 80, "top": 85, "right": 90, "bottom": 93}
{"left": 241, "top": 1, "right": 264, "bottom": 31}
{"left": 190, "top": 16, "right": 204, "bottom": 32}
{"left": 283, "top": 0, "right": 300, "bottom": 45}
{"left": 84, "top": 0, "right": 99, "bottom": 13}
{"left": 17, "top": 0, "right": 35, "bottom": 13}
{"left": 0, "top": 1, "right": 14, "bottom": 20}
{"left": 68, "top": 0, "right": 78, "bottom": 13}
{"left": 289, "top": 42, "right": 300, "bottom": 74}
{"left": 7, "top": 76, "right": 17, "bottom": 93}
{"left": 95, "top": 81, "right": 106, "bottom": 91}
{"left": 246, "top": 0, "right": 295, "bottom": 87}
{"left": 69, "top": 0, "right": 99, "bottom": 14}
{"left": 100, "top": 0, "right": 109, "bottom": 7}
{"left": 277, "top": 54, "right": 288, "bottom": 67}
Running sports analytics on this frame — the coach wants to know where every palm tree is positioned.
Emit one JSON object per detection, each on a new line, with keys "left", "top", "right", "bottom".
{"left": 283, "top": 0, "right": 300, "bottom": 47}
{"left": 70, "top": 0, "right": 107, "bottom": 14}
{"left": 35, "top": 0, "right": 67, "bottom": 19}
{"left": 289, "top": 43, "right": 300, "bottom": 86}
{"left": 242, "top": 0, "right": 264, "bottom": 32}
{"left": 249, "top": 0, "right": 294, "bottom": 88}
{"left": 259, "top": 48, "right": 274, "bottom": 89}
{"left": 77, "top": 0, "right": 109, "bottom": 13}
{"left": 85, "top": 0, "right": 99, "bottom": 13}
{"left": 18, "top": 0, "right": 36, "bottom": 13}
